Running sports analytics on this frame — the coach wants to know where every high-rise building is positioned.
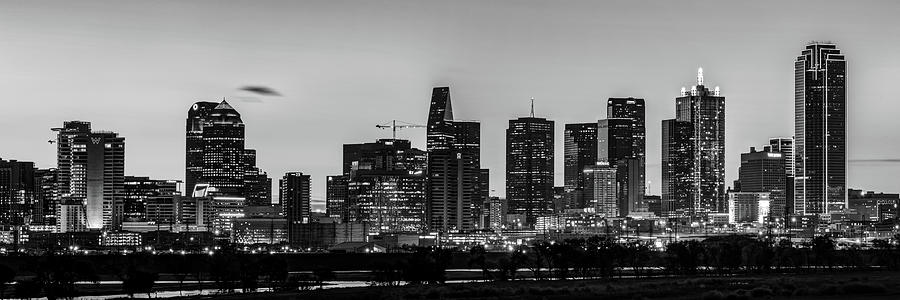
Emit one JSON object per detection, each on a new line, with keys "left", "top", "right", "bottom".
{"left": 583, "top": 162, "right": 617, "bottom": 217}
{"left": 33, "top": 168, "right": 57, "bottom": 226}
{"left": 563, "top": 122, "right": 598, "bottom": 208}
{"left": 728, "top": 192, "right": 771, "bottom": 224}
{"left": 122, "top": 176, "right": 180, "bottom": 223}
{"left": 736, "top": 147, "right": 786, "bottom": 217}
{"left": 607, "top": 97, "right": 646, "bottom": 159}
{"left": 506, "top": 115, "right": 554, "bottom": 226}
{"left": 475, "top": 168, "right": 490, "bottom": 228}
{"left": 599, "top": 118, "right": 645, "bottom": 217}
{"left": 53, "top": 121, "right": 125, "bottom": 230}
{"left": 243, "top": 149, "right": 272, "bottom": 206}
{"left": 661, "top": 119, "right": 693, "bottom": 215}
{"left": 185, "top": 100, "right": 246, "bottom": 198}
{"left": 426, "top": 87, "right": 481, "bottom": 232}
{"left": 606, "top": 97, "right": 647, "bottom": 217}
{"left": 675, "top": 68, "right": 726, "bottom": 214}
{"left": 0, "top": 159, "right": 36, "bottom": 226}
{"left": 326, "top": 175, "right": 348, "bottom": 220}
{"left": 345, "top": 139, "right": 427, "bottom": 233}
{"left": 794, "top": 42, "right": 847, "bottom": 215}
{"left": 281, "top": 172, "right": 311, "bottom": 244}
{"left": 769, "top": 137, "right": 795, "bottom": 215}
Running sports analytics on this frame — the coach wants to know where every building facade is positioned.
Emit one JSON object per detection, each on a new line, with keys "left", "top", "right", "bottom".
{"left": 563, "top": 122, "right": 598, "bottom": 209}
{"left": 426, "top": 87, "right": 481, "bottom": 232}
{"left": 794, "top": 42, "right": 847, "bottom": 215}
{"left": 675, "top": 68, "right": 726, "bottom": 214}
{"left": 506, "top": 116, "right": 554, "bottom": 226}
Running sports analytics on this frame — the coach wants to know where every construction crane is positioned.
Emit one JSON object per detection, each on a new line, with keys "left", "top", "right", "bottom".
{"left": 375, "top": 120, "right": 425, "bottom": 139}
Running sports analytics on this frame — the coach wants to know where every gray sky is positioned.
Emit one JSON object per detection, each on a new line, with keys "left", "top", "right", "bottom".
{"left": 2, "top": 0, "right": 900, "bottom": 210}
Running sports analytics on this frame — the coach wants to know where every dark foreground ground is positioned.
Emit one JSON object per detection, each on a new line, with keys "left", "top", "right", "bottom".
{"left": 170, "top": 271, "right": 900, "bottom": 300}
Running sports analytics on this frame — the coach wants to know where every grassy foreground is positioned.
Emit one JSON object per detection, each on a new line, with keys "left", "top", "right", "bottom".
{"left": 169, "top": 271, "right": 900, "bottom": 300}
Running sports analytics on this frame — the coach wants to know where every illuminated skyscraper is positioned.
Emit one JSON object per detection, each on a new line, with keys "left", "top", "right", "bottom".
{"left": 185, "top": 100, "right": 247, "bottom": 198}
{"left": 345, "top": 139, "right": 427, "bottom": 233}
{"left": 326, "top": 175, "right": 348, "bottom": 220}
{"left": 769, "top": 137, "right": 795, "bottom": 215}
{"left": 0, "top": 159, "right": 35, "bottom": 226}
{"left": 736, "top": 147, "right": 786, "bottom": 217}
{"left": 794, "top": 42, "right": 847, "bottom": 215}
{"left": 281, "top": 172, "right": 311, "bottom": 224}
{"left": 674, "top": 68, "right": 726, "bottom": 214}
{"left": 506, "top": 114, "right": 554, "bottom": 226}
{"left": 426, "top": 87, "right": 481, "bottom": 232}
{"left": 53, "top": 121, "right": 125, "bottom": 230}
{"left": 661, "top": 119, "right": 693, "bottom": 215}
{"left": 563, "top": 122, "right": 597, "bottom": 208}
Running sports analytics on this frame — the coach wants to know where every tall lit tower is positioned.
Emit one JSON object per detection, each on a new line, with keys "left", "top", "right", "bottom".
{"left": 425, "top": 87, "right": 481, "bottom": 232}
{"left": 185, "top": 100, "right": 247, "bottom": 197}
{"left": 506, "top": 102, "right": 554, "bottom": 226}
{"left": 794, "top": 42, "right": 847, "bottom": 215}
{"left": 674, "top": 68, "right": 726, "bottom": 214}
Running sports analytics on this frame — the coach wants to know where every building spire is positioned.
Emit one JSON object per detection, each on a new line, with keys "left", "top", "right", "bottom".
{"left": 530, "top": 97, "right": 535, "bottom": 117}
{"left": 697, "top": 67, "right": 704, "bottom": 85}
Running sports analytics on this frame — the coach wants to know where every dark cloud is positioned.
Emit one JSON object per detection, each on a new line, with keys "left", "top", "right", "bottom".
{"left": 849, "top": 159, "right": 900, "bottom": 163}
{"left": 239, "top": 86, "right": 282, "bottom": 96}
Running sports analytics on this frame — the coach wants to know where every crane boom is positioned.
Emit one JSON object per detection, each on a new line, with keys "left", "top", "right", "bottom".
{"left": 375, "top": 120, "right": 425, "bottom": 139}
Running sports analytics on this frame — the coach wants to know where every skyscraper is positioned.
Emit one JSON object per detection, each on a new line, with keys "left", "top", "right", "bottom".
{"left": 582, "top": 162, "right": 617, "bottom": 217}
{"left": 53, "top": 121, "right": 125, "bottom": 230}
{"left": 675, "top": 68, "right": 726, "bottom": 214}
{"left": 475, "top": 168, "right": 490, "bottom": 228}
{"left": 607, "top": 97, "right": 646, "bottom": 159}
{"left": 345, "top": 139, "right": 427, "bottom": 233}
{"left": 737, "top": 147, "right": 786, "bottom": 217}
{"left": 661, "top": 119, "right": 693, "bottom": 215}
{"left": 0, "top": 159, "right": 35, "bottom": 226}
{"left": 33, "top": 168, "right": 57, "bottom": 226}
{"left": 769, "top": 137, "right": 795, "bottom": 215}
{"left": 326, "top": 175, "right": 348, "bottom": 220}
{"left": 426, "top": 87, "right": 481, "bottom": 232}
{"left": 794, "top": 42, "right": 847, "bottom": 215}
{"left": 122, "top": 176, "right": 180, "bottom": 223}
{"left": 506, "top": 115, "right": 554, "bottom": 226}
{"left": 563, "top": 122, "right": 598, "bottom": 208}
{"left": 185, "top": 100, "right": 246, "bottom": 198}
{"left": 598, "top": 117, "right": 645, "bottom": 217}
{"left": 281, "top": 172, "right": 311, "bottom": 226}
{"left": 243, "top": 149, "right": 272, "bottom": 206}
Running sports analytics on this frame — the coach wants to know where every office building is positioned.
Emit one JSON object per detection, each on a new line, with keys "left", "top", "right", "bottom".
{"left": 326, "top": 175, "right": 348, "bottom": 220}
{"left": 0, "top": 159, "right": 35, "bottom": 226}
{"left": 794, "top": 42, "right": 847, "bottom": 215}
{"left": 582, "top": 162, "right": 617, "bottom": 217}
{"left": 185, "top": 100, "right": 247, "bottom": 198}
{"left": 728, "top": 192, "right": 770, "bottom": 224}
{"left": 122, "top": 176, "right": 180, "bottom": 223}
{"left": 564, "top": 122, "right": 598, "bottom": 208}
{"left": 507, "top": 115, "right": 554, "bottom": 226}
{"left": 53, "top": 121, "right": 125, "bottom": 230}
{"left": 675, "top": 68, "right": 726, "bottom": 214}
{"left": 345, "top": 139, "right": 427, "bottom": 233}
{"left": 661, "top": 119, "right": 693, "bottom": 215}
{"left": 426, "top": 87, "right": 481, "bottom": 232}
{"left": 736, "top": 147, "right": 786, "bottom": 217}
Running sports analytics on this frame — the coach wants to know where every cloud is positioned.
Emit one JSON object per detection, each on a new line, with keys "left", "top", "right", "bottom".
{"left": 239, "top": 86, "right": 282, "bottom": 96}
{"left": 849, "top": 159, "right": 900, "bottom": 164}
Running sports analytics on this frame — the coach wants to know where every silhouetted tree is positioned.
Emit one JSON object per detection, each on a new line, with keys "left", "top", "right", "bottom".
{"left": 122, "top": 267, "right": 157, "bottom": 298}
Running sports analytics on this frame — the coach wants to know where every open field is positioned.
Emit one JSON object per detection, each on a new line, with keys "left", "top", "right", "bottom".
{"left": 173, "top": 271, "right": 900, "bottom": 300}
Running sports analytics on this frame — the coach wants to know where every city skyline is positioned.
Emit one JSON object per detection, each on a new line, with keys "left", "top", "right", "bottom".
{"left": 4, "top": 1, "right": 900, "bottom": 210}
